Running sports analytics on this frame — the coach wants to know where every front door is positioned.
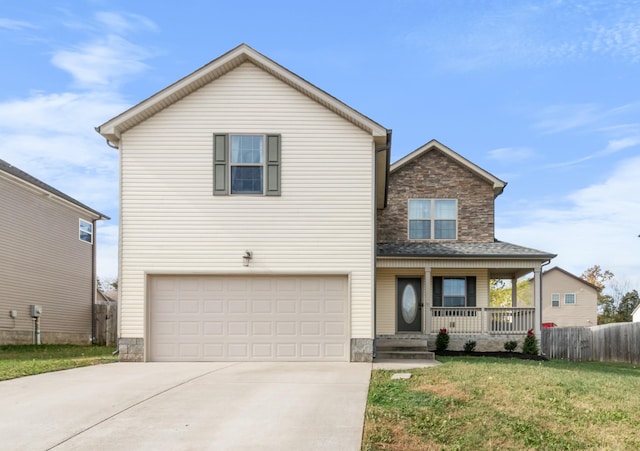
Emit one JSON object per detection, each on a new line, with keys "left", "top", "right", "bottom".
{"left": 397, "top": 278, "right": 422, "bottom": 332}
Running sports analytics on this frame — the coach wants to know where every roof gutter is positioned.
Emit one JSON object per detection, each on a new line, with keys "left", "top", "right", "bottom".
{"left": 376, "top": 254, "right": 558, "bottom": 260}
{"left": 375, "top": 129, "right": 392, "bottom": 209}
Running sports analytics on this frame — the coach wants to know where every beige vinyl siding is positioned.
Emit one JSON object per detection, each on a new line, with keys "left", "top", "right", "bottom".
{"left": 541, "top": 270, "right": 598, "bottom": 327}
{"left": 376, "top": 267, "right": 489, "bottom": 335}
{"left": 119, "top": 62, "right": 375, "bottom": 340}
{"left": 0, "top": 175, "right": 95, "bottom": 343}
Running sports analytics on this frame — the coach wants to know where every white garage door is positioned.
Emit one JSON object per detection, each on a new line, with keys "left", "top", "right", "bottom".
{"left": 149, "top": 275, "right": 349, "bottom": 361}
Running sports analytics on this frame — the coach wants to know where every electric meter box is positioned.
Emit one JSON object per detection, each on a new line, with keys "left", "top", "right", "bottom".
{"left": 30, "top": 305, "right": 43, "bottom": 318}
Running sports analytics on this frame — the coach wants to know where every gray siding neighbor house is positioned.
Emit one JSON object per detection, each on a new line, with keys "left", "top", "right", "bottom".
{"left": 0, "top": 159, "right": 109, "bottom": 345}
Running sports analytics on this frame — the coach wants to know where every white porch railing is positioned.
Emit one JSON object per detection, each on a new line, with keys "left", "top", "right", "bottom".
{"left": 430, "top": 307, "right": 535, "bottom": 335}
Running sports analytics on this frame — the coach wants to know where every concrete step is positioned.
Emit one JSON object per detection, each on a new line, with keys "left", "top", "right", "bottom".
{"left": 375, "top": 350, "right": 435, "bottom": 360}
{"left": 376, "top": 346, "right": 428, "bottom": 352}
{"left": 376, "top": 338, "right": 429, "bottom": 348}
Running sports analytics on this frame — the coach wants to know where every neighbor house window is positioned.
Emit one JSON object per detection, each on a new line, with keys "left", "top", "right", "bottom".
{"left": 564, "top": 293, "right": 576, "bottom": 305}
{"left": 551, "top": 293, "right": 560, "bottom": 307}
{"left": 79, "top": 219, "right": 93, "bottom": 244}
{"left": 213, "top": 133, "right": 280, "bottom": 196}
{"left": 408, "top": 199, "right": 457, "bottom": 240}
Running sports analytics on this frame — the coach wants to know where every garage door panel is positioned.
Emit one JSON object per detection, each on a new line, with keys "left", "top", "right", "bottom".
{"left": 150, "top": 276, "right": 349, "bottom": 362}
{"left": 203, "top": 300, "right": 223, "bottom": 313}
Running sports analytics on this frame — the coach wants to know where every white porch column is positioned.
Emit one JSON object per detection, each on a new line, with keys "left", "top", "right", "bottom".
{"left": 424, "top": 267, "right": 431, "bottom": 334}
{"left": 533, "top": 268, "right": 541, "bottom": 335}
{"left": 511, "top": 276, "right": 518, "bottom": 307}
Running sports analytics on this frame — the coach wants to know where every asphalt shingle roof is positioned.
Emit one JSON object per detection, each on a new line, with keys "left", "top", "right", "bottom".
{"left": 377, "top": 240, "right": 556, "bottom": 259}
{"left": 0, "top": 158, "right": 109, "bottom": 220}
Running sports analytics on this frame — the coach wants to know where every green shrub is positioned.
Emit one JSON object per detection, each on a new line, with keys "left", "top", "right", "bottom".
{"left": 522, "top": 329, "right": 539, "bottom": 355}
{"left": 436, "top": 328, "right": 450, "bottom": 351}
{"left": 504, "top": 340, "right": 518, "bottom": 352}
{"left": 463, "top": 340, "right": 476, "bottom": 353}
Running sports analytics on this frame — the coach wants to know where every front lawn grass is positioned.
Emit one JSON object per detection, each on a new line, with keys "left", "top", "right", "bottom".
{"left": 363, "top": 357, "right": 640, "bottom": 450}
{"left": 0, "top": 344, "right": 118, "bottom": 381}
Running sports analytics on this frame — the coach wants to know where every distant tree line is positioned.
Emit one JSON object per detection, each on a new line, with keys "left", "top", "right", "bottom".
{"left": 580, "top": 265, "right": 639, "bottom": 324}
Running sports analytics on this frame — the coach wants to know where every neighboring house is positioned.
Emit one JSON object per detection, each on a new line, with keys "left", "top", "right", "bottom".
{"left": 536, "top": 266, "right": 598, "bottom": 328}
{"left": 97, "top": 44, "right": 554, "bottom": 362}
{"left": 0, "top": 159, "right": 109, "bottom": 345}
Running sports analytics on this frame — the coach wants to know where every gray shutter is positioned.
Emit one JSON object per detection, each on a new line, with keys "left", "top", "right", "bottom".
{"left": 466, "top": 276, "right": 476, "bottom": 307}
{"left": 432, "top": 277, "right": 443, "bottom": 307}
{"left": 213, "top": 134, "right": 228, "bottom": 195}
{"left": 265, "top": 134, "right": 281, "bottom": 196}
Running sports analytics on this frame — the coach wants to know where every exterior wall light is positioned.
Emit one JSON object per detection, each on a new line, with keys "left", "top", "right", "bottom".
{"left": 243, "top": 250, "right": 253, "bottom": 266}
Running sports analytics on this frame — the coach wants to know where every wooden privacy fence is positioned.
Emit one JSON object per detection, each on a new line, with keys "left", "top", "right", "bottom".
{"left": 94, "top": 302, "right": 117, "bottom": 346}
{"left": 542, "top": 322, "right": 640, "bottom": 364}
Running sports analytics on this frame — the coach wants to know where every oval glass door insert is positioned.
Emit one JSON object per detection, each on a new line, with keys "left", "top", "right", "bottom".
{"left": 401, "top": 284, "right": 418, "bottom": 324}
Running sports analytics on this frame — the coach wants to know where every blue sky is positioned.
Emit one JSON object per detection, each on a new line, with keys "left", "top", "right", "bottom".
{"left": 1, "top": 0, "right": 639, "bottom": 291}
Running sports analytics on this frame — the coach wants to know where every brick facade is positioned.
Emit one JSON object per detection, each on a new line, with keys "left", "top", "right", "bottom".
{"left": 377, "top": 148, "right": 496, "bottom": 243}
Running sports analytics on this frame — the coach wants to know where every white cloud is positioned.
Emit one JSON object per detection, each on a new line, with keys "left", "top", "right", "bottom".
{"left": 95, "top": 11, "right": 158, "bottom": 34}
{"left": 51, "top": 35, "right": 152, "bottom": 89}
{"left": 487, "top": 147, "right": 534, "bottom": 162}
{"left": 402, "top": 1, "right": 640, "bottom": 71}
{"left": 497, "top": 155, "right": 640, "bottom": 289}
{"left": 0, "top": 18, "right": 36, "bottom": 30}
{"left": 591, "top": 21, "right": 640, "bottom": 63}
{"left": 534, "top": 103, "right": 601, "bottom": 133}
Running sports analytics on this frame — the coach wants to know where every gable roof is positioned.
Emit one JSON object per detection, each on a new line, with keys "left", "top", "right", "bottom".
{"left": 378, "top": 240, "right": 556, "bottom": 259}
{"left": 96, "top": 43, "right": 392, "bottom": 208}
{"left": 390, "top": 139, "right": 507, "bottom": 197}
{"left": 96, "top": 43, "right": 390, "bottom": 148}
{"left": 0, "top": 158, "right": 109, "bottom": 220}
{"left": 541, "top": 266, "right": 600, "bottom": 291}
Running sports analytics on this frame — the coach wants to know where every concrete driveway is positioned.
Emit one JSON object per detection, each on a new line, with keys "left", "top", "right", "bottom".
{"left": 0, "top": 362, "right": 371, "bottom": 451}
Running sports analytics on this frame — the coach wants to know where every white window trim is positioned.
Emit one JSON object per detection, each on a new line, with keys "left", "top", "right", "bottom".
{"left": 229, "top": 134, "right": 266, "bottom": 195}
{"left": 407, "top": 198, "right": 458, "bottom": 241}
{"left": 551, "top": 293, "right": 560, "bottom": 308}
{"left": 564, "top": 293, "right": 576, "bottom": 305}
{"left": 79, "top": 219, "right": 93, "bottom": 244}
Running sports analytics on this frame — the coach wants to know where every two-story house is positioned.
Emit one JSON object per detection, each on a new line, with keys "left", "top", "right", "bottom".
{"left": 537, "top": 266, "right": 598, "bottom": 327}
{"left": 97, "top": 44, "right": 554, "bottom": 362}
{"left": 0, "top": 159, "right": 109, "bottom": 344}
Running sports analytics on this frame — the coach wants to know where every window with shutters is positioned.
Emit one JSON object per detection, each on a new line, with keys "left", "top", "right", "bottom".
{"left": 432, "top": 276, "right": 476, "bottom": 308}
{"left": 213, "top": 133, "right": 280, "bottom": 196}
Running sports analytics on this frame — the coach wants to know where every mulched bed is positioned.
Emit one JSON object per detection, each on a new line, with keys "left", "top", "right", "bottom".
{"left": 435, "top": 350, "right": 548, "bottom": 361}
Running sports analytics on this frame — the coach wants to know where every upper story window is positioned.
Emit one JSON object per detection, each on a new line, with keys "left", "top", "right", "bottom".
{"left": 551, "top": 293, "right": 560, "bottom": 307}
{"left": 213, "top": 133, "right": 281, "bottom": 196}
{"left": 79, "top": 219, "right": 93, "bottom": 244}
{"left": 230, "top": 135, "right": 264, "bottom": 194}
{"left": 408, "top": 199, "right": 457, "bottom": 240}
{"left": 564, "top": 293, "right": 576, "bottom": 305}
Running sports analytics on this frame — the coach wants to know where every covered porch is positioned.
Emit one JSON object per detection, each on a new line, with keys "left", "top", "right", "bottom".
{"left": 375, "top": 241, "right": 555, "bottom": 352}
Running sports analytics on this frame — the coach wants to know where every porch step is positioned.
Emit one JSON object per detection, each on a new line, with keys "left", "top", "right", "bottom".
{"left": 375, "top": 337, "right": 435, "bottom": 361}
{"left": 375, "top": 350, "right": 435, "bottom": 360}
